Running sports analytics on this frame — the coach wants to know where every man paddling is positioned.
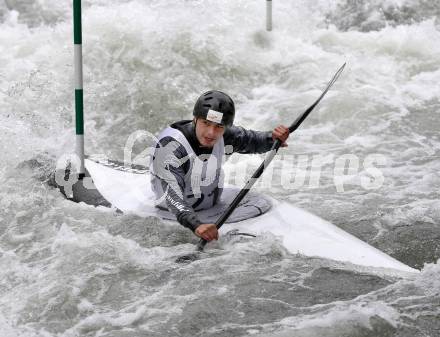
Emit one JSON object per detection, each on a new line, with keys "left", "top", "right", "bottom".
{"left": 150, "top": 90, "right": 289, "bottom": 242}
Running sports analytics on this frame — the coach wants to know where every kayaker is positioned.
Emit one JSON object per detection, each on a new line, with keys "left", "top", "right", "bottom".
{"left": 150, "top": 90, "right": 290, "bottom": 242}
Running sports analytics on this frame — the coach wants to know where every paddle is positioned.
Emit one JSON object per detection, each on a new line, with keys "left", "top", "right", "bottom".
{"left": 196, "top": 63, "right": 346, "bottom": 250}
{"left": 175, "top": 63, "right": 346, "bottom": 262}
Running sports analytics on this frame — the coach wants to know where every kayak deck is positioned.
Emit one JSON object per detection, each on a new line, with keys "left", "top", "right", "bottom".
{"left": 80, "top": 158, "right": 419, "bottom": 274}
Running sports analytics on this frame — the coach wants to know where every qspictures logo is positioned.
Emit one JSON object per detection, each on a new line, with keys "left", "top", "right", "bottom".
{"left": 55, "top": 130, "right": 387, "bottom": 201}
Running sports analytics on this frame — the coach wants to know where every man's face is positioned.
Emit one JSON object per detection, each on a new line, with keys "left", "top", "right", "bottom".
{"left": 194, "top": 118, "right": 225, "bottom": 148}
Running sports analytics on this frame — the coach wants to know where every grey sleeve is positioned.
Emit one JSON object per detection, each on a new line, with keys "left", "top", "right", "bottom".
{"left": 151, "top": 137, "right": 203, "bottom": 232}
{"left": 223, "top": 125, "right": 275, "bottom": 154}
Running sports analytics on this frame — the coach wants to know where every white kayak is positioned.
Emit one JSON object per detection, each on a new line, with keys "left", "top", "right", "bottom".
{"left": 80, "top": 158, "right": 419, "bottom": 274}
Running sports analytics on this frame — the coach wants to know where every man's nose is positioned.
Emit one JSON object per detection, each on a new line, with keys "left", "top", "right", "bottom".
{"left": 207, "top": 125, "right": 216, "bottom": 136}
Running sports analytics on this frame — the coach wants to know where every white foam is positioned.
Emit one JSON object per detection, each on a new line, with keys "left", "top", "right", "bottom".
{"left": 278, "top": 300, "right": 400, "bottom": 330}
{"left": 1, "top": 0, "right": 439, "bottom": 335}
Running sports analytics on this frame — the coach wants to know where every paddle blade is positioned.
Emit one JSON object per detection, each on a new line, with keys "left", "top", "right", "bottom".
{"left": 175, "top": 252, "right": 201, "bottom": 264}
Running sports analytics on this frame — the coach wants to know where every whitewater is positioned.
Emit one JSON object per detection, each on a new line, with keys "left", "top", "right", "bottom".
{"left": 0, "top": 0, "right": 439, "bottom": 336}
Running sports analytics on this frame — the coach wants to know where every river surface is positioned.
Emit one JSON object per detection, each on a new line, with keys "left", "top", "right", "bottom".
{"left": 1, "top": 0, "right": 439, "bottom": 336}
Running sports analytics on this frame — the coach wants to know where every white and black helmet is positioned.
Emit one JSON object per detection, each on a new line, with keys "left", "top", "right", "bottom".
{"left": 193, "top": 90, "right": 235, "bottom": 127}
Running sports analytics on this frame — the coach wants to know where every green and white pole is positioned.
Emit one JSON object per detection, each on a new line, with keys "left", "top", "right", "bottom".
{"left": 266, "top": 0, "right": 272, "bottom": 31}
{"left": 73, "top": 0, "right": 85, "bottom": 178}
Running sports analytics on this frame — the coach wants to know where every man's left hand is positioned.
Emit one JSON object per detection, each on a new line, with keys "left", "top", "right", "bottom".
{"left": 272, "top": 125, "right": 290, "bottom": 147}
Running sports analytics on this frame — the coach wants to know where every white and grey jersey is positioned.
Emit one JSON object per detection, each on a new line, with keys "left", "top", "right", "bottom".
{"left": 150, "top": 120, "right": 274, "bottom": 232}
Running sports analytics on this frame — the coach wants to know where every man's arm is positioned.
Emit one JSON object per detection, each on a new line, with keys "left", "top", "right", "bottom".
{"left": 223, "top": 125, "right": 275, "bottom": 154}
{"left": 151, "top": 137, "right": 220, "bottom": 242}
{"left": 151, "top": 137, "right": 202, "bottom": 232}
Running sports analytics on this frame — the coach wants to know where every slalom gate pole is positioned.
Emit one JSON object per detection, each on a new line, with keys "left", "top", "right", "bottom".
{"left": 73, "top": 0, "right": 85, "bottom": 178}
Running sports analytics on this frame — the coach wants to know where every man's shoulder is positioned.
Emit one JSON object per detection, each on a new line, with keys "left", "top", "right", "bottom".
{"left": 155, "top": 135, "right": 189, "bottom": 160}
{"left": 157, "top": 120, "right": 192, "bottom": 147}
{"left": 223, "top": 125, "right": 245, "bottom": 142}
{"left": 170, "top": 120, "right": 193, "bottom": 131}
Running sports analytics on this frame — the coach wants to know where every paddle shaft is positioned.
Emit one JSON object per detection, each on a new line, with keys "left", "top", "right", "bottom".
{"left": 196, "top": 63, "right": 346, "bottom": 251}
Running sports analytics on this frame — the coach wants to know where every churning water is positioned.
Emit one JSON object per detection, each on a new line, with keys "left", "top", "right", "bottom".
{"left": 1, "top": 0, "right": 439, "bottom": 336}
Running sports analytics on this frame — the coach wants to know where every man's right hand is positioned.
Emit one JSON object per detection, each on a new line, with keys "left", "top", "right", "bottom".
{"left": 195, "top": 223, "right": 219, "bottom": 242}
